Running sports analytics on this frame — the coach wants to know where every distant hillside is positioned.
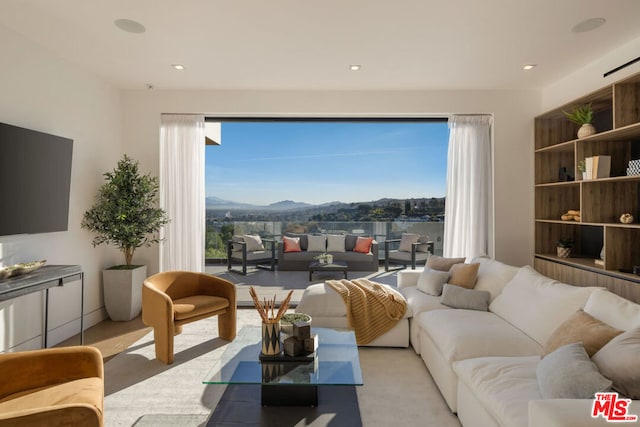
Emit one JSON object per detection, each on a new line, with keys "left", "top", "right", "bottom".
{"left": 205, "top": 197, "right": 313, "bottom": 211}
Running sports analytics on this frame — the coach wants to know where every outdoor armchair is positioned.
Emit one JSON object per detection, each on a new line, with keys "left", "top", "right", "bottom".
{"left": 384, "top": 234, "right": 434, "bottom": 271}
{"left": 142, "top": 271, "right": 236, "bottom": 364}
{"left": 0, "top": 345, "right": 104, "bottom": 427}
{"left": 227, "top": 234, "right": 276, "bottom": 275}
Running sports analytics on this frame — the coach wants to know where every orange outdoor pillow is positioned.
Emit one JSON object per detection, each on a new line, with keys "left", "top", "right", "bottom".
{"left": 283, "top": 236, "right": 302, "bottom": 252}
{"left": 353, "top": 237, "right": 373, "bottom": 254}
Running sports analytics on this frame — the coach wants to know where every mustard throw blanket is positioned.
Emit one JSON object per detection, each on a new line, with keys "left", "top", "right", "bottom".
{"left": 325, "top": 278, "right": 407, "bottom": 345}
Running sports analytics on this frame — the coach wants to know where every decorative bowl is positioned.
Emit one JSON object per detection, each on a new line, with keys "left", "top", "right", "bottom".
{"left": 9, "top": 260, "right": 46, "bottom": 277}
{"left": 280, "top": 313, "right": 312, "bottom": 334}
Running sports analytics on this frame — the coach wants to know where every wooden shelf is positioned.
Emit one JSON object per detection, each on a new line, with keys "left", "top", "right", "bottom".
{"left": 535, "top": 254, "right": 640, "bottom": 285}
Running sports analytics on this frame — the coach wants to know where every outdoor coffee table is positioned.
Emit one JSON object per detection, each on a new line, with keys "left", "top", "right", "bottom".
{"left": 308, "top": 260, "right": 348, "bottom": 281}
{"left": 203, "top": 326, "right": 362, "bottom": 406}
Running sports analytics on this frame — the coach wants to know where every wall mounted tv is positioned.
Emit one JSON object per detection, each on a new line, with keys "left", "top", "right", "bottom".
{"left": 0, "top": 122, "right": 73, "bottom": 236}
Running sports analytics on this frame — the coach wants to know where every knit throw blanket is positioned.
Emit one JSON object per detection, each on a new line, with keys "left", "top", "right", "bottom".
{"left": 325, "top": 278, "right": 407, "bottom": 345}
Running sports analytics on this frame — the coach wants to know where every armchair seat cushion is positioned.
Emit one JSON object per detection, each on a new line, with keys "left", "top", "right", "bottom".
{"left": 231, "top": 250, "right": 272, "bottom": 262}
{"left": 387, "top": 250, "right": 430, "bottom": 262}
{"left": 0, "top": 377, "right": 103, "bottom": 414}
{"left": 173, "top": 295, "right": 230, "bottom": 320}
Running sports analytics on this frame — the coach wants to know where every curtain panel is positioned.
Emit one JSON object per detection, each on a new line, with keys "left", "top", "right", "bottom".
{"left": 159, "top": 114, "right": 205, "bottom": 272}
{"left": 443, "top": 115, "right": 493, "bottom": 260}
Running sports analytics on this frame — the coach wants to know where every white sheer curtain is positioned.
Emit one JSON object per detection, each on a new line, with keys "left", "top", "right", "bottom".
{"left": 443, "top": 115, "right": 493, "bottom": 260}
{"left": 159, "top": 114, "right": 205, "bottom": 272}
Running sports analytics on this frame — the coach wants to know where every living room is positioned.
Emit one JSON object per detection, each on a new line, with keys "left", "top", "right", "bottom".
{"left": 1, "top": 1, "right": 640, "bottom": 426}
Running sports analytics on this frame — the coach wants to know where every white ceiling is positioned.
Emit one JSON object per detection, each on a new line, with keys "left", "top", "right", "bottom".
{"left": 1, "top": 0, "right": 639, "bottom": 91}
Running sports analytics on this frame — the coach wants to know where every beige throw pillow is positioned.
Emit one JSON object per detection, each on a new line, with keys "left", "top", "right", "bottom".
{"left": 544, "top": 309, "right": 623, "bottom": 357}
{"left": 427, "top": 255, "right": 466, "bottom": 272}
{"left": 447, "top": 263, "right": 480, "bottom": 289}
{"left": 307, "top": 234, "right": 326, "bottom": 252}
{"left": 398, "top": 233, "right": 420, "bottom": 252}
{"left": 243, "top": 234, "right": 264, "bottom": 251}
{"left": 593, "top": 328, "right": 640, "bottom": 399}
{"left": 327, "top": 234, "right": 346, "bottom": 252}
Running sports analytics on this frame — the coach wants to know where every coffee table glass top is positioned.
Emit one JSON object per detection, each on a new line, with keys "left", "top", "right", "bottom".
{"left": 203, "top": 326, "right": 363, "bottom": 387}
{"left": 309, "top": 261, "right": 348, "bottom": 270}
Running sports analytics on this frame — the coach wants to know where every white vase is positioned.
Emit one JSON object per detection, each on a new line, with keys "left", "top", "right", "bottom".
{"left": 577, "top": 123, "right": 596, "bottom": 139}
{"left": 102, "top": 265, "right": 147, "bottom": 321}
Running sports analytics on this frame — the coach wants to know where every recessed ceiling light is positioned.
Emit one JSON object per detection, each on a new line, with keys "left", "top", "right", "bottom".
{"left": 349, "top": 65, "right": 361, "bottom": 71}
{"left": 172, "top": 64, "right": 186, "bottom": 70}
{"left": 571, "top": 17, "right": 606, "bottom": 33}
{"left": 522, "top": 64, "right": 537, "bottom": 70}
{"left": 114, "top": 18, "right": 146, "bottom": 34}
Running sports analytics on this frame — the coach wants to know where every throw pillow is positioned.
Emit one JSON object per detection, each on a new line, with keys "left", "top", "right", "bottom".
{"left": 593, "top": 328, "right": 640, "bottom": 399}
{"left": 353, "top": 237, "right": 373, "bottom": 254}
{"left": 416, "top": 268, "right": 450, "bottom": 296}
{"left": 282, "top": 236, "right": 301, "bottom": 253}
{"left": 398, "top": 233, "right": 420, "bottom": 252}
{"left": 243, "top": 234, "right": 264, "bottom": 252}
{"left": 416, "top": 235, "right": 432, "bottom": 253}
{"left": 327, "top": 235, "right": 346, "bottom": 252}
{"left": 536, "top": 342, "right": 612, "bottom": 399}
{"left": 427, "top": 255, "right": 466, "bottom": 272}
{"left": 584, "top": 288, "right": 640, "bottom": 331}
{"left": 440, "top": 284, "right": 490, "bottom": 311}
{"left": 307, "top": 234, "right": 326, "bottom": 252}
{"left": 447, "top": 263, "right": 480, "bottom": 289}
{"left": 544, "top": 309, "right": 623, "bottom": 357}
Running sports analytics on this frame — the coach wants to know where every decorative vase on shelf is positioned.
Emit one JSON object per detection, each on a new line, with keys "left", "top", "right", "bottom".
{"left": 557, "top": 247, "right": 571, "bottom": 258}
{"left": 577, "top": 123, "right": 596, "bottom": 139}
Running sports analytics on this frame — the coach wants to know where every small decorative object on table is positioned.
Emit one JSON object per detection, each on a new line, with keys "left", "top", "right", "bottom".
{"left": 249, "top": 286, "right": 294, "bottom": 356}
{"left": 314, "top": 253, "right": 333, "bottom": 265}
{"left": 560, "top": 210, "right": 580, "bottom": 221}
{"left": 557, "top": 238, "right": 574, "bottom": 258}
{"left": 0, "top": 260, "right": 47, "bottom": 280}
{"left": 620, "top": 213, "right": 634, "bottom": 224}
{"left": 280, "top": 312, "right": 312, "bottom": 334}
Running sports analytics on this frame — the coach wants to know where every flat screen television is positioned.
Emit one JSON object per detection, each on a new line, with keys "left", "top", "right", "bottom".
{"left": 0, "top": 122, "right": 73, "bottom": 236}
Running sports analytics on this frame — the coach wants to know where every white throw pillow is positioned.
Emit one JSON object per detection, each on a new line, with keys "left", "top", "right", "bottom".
{"left": 243, "top": 234, "right": 264, "bottom": 251}
{"left": 584, "top": 288, "right": 640, "bottom": 331}
{"left": 327, "top": 235, "right": 346, "bottom": 252}
{"left": 306, "top": 234, "right": 326, "bottom": 252}
{"left": 416, "top": 268, "right": 450, "bottom": 296}
{"left": 489, "top": 266, "right": 597, "bottom": 345}
{"left": 470, "top": 256, "right": 520, "bottom": 302}
{"left": 398, "top": 233, "right": 420, "bottom": 252}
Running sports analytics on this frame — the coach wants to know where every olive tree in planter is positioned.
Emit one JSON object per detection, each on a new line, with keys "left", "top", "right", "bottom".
{"left": 82, "top": 155, "right": 168, "bottom": 321}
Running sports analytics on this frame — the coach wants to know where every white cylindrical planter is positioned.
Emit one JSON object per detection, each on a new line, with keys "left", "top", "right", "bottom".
{"left": 103, "top": 265, "right": 147, "bottom": 321}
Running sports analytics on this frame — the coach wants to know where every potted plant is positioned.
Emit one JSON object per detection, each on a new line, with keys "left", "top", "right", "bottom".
{"left": 563, "top": 103, "right": 595, "bottom": 138}
{"left": 577, "top": 159, "right": 586, "bottom": 180}
{"left": 557, "top": 237, "right": 574, "bottom": 258}
{"left": 82, "top": 155, "right": 169, "bottom": 321}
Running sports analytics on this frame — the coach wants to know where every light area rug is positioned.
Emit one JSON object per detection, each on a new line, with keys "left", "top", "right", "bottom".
{"left": 104, "top": 308, "right": 459, "bottom": 427}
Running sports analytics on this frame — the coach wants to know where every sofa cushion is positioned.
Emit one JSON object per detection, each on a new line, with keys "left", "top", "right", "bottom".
{"left": 306, "top": 234, "right": 326, "bottom": 252}
{"left": 536, "top": 342, "right": 611, "bottom": 399}
{"left": 448, "top": 263, "right": 480, "bottom": 289}
{"left": 544, "top": 309, "right": 623, "bottom": 357}
{"left": 470, "top": 256, "right": 520, "bottom": 301}
{"left": 353, "top": 237, "right": 373, "bottom": 254}
{"left": 399, "top": 286, "right": 446, "bottom": 318}
{"left": 441, "top": 284, "right": 490, "bottom": 311}
{"left": 344, "top": 234, "right": 358, "bottom": 251}
{"left": 173, "top": 295, "right": 230, "bottom": 320}
{"left": 417, "top": 309, "right": 542, "bottom": 364}
{"left": 489, "top": 266, "right": 597, "bottom": 346}
{"left": 282, "top": 236, "right": 302, "bottom": 252}
{"left": 593, "top": 327, "right": 640, "bottom": 399}
{"left": 327, "top": 235, "right": 346, "bottom": 252}
{"left": 416, "top": 235, "right": 432, "bottom": 252}
{"left": 416, "top": 268, "right": 449, "bottom": 296}
{"left": 584, "top": 288, "right": 640, "bottom": 331}
{"left": 243, "top": 234, "right": 264, "bottom": 251}
{"left": 427, "top": 255, "right": 466, "bottom": 272}
{"left": 454, "top": 355, "right": 541, "bottom": 427}
{"left": 398, "top": 233, "right": 420, "bottom": 252}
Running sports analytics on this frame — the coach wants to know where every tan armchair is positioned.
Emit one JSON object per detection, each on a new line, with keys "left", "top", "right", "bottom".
{"left": 0, "top": 345, "right": 104, "bottom": 427}
{"left": 142, "top": 271, "right": 236, "bottom": 364}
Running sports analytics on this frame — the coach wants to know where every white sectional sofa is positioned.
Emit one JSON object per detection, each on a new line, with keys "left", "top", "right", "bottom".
{"left": 397, "top": 257, "right": 640, "bottom": 427}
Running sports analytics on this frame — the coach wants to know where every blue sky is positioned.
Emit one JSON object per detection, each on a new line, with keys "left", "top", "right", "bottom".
{"left": 205, "top": 121, "right": 449, "bottom": 205}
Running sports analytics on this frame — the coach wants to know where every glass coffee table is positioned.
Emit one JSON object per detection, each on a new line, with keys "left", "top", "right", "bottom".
{"left": 308, "top": 260, "right": 349, "bottom": 280}
{"left": 203, "top": 326, "right": 362, "bottom": 406}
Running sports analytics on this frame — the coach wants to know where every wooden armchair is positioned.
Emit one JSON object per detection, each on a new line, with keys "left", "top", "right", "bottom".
{"left": 0, "top": 345, "right": 104, "bottom": 427}
{"left": 142, "top": 271, "right": 236, "bottom": 364}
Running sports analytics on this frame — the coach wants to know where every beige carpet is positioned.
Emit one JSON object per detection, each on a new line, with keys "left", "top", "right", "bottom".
{"left": 104, "top": 308, "right": 459, "bottom": 427}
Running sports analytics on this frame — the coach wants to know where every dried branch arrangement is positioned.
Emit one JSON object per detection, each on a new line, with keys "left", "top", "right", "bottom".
{"left": 249, "top": 286, "right": 294, "bottom": 324}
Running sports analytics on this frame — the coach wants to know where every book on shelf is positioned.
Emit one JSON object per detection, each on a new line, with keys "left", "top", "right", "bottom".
{"left": 583, "top": 155, "right": 611, "bottom": 180}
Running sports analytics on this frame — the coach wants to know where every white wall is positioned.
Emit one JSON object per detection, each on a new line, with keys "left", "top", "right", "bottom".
{"left": 0, "top": 24, "right": 123, "bottom": 351}
{"left": 542, "top": 36, "right": 640, "bottom": 111}
{"left": 122, "top": 88, "right": 540, "bottom": 272}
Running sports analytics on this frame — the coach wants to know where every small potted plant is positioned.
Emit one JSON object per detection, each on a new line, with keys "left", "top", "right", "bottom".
{"left": 557, "top": 238, "right": 574, "bottom": 258}
{"left": 563, "top": 103, "right": 595, "bottom": 139}
{"left": 314, "top": 253, "right": 333, "bottom": 264}
{"left": 577, "top": 159, "right": 586, "bottom": 180}
{"left": 82, "top": 155, "right": 169, "bottom": 321}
